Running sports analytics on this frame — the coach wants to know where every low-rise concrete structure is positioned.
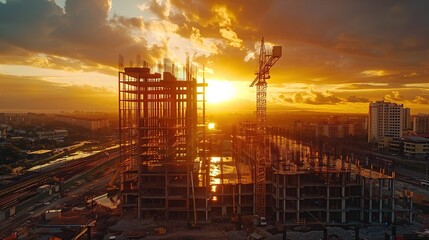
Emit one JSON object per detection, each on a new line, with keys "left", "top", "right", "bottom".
{"left": 36, "top": 129, "right": 68, "bottom": 142}
{"left": 55, "top": 115, "right": 109, "bottom": 131}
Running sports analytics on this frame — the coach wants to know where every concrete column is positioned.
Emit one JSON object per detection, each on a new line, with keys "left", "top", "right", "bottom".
{"left": 284, "top": 175, "right": 286, "bottom": 222}
{"left": 283, "top": 191, "right": 286, "bottom": 222}
{"left": 390, "top": 179, "right": 395, "bottom": 223}
{"left": 137, "top": 186, "right": 141, "bottom": 219}
{"left": 297, "top": 175, "right": 300, "bottom": 221}
{"left": 165, "top": 172, "right": 169, "bottom": 220}
{"left": 238, "top": 184, "right": 242, "bottom": 214}
{"left": 410, "top": 197, "right": 413, "bottom": 223}
{"left": 187, "top": 172, "right": 190, "bottom": 220}
{"left": 253, "top": 180, "right": 256, "bottom": 215}
{"left": 341, "top": 173, "right": 346, "bottom": 223}
{"left": 360, "top": 177, "right": 365, "bottom": 222}
{"left": 326, "top": 183, "right": 330, "bottom": 223}
{"left": 379, "top": 179, "right": 383, "bottom": 223}
{"left": 276, "top": 174, "right": 280, "bottom": 221}
{"left": 369, "top": 178, "right": 373, "bottom": 223}
{"left": 222, "top": 186, "right": 226, "bottom": 216}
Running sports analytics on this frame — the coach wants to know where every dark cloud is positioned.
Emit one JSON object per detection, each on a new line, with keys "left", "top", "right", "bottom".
{"left": 1, "top": 0, "right": 429, "bottom": 112}
{"left": 346, "top": 96, "right": 369, "bottom": 103}
{"left": 280, "top": 89, "right": 343, "bottom": 105}
{"left": 167, "top": 0, "right": 429, "bottom": 86}
{"left": 0, "top": 0, "right": 154, "bottom": 73}
{"left": 164, "top": 1, "right": 429, "bottom": 56}
{"left": 279, "top": 90, "right": 372, "bottom": 105}
{"left": 305, "top": 90, "right": 343, "bottom": 105}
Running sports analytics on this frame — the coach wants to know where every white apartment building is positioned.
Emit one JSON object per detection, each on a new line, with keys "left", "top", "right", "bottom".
{"left": 368, "top": 101, "right": 403, "bottom": 143}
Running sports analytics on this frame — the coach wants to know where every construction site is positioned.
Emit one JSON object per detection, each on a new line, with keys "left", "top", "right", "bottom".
{"left": 117, "top": 38, "right": 413, "bottom": 229}
{"left": 1, "top": 39, "right": 423, "bottom": 240}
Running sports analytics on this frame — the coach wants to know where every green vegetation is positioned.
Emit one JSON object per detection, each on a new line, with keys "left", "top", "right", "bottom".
{"left": 0, "top": 144, "right": 23, "bottom": 164}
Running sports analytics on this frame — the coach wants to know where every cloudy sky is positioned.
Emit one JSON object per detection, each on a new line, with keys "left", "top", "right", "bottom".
{"left": 0, "top": 0, "right": 428, "bottom": 113}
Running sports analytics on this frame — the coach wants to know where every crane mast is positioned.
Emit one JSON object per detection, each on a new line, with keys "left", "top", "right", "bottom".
{"left": 250, "top": 37, "right": 282, "bottom": 217}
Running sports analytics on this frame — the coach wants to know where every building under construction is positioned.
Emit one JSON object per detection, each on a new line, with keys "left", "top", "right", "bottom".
{"left": 118, "top": 56, "right": 412, "bottom": 224}
{"left": 119, "top": 58, "right": 210, "bottom": 221}
{"left": 231, "top": 124, "right": 413, "bottom": 224}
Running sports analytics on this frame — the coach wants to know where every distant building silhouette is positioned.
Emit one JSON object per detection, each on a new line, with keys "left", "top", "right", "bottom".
{"left": 413, "top": 114, "right": 429, "bottom": 137}
{"left": 54, "top": 115, "right": 109, "bottom": 131}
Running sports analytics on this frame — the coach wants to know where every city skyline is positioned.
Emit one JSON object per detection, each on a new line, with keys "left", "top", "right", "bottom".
{"left": 0, "top": 0, "right": 429, "bottom": 114}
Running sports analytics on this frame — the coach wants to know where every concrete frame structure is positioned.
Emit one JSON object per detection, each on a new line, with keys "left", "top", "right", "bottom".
{"left": 119, "top": 63, "right": 209, "bottom": 221}
{"left": 118, "top": 65, "right": 412, "bottom": 225}
{"left": 231, "top": 125, "right": 413, "bottom": 224}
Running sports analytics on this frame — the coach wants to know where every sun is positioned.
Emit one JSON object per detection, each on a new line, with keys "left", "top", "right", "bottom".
{"left": 205, "top": 80, "right": 236, "bottom": 104}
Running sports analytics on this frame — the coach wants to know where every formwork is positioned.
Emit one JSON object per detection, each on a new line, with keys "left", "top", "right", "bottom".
{"left": 119, "top": 63, "right": 208, "bottom": 221}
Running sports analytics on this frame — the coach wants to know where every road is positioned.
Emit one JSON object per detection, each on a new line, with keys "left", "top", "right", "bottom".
{"left": 0, "top": 149, "right": 119, "bottom": 201}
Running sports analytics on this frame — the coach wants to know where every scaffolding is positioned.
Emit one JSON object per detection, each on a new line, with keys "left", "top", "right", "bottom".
{"left": 119, "top": 58, "right": 208, "bottom": 220}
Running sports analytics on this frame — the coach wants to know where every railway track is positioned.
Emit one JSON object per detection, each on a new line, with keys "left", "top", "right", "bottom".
{"left": 0, "top": 149, "right": 119, "bottom": 200}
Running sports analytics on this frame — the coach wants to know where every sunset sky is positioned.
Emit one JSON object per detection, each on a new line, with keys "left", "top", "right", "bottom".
{"left": 0, "top": 0, "right": 428, "bottom": 114}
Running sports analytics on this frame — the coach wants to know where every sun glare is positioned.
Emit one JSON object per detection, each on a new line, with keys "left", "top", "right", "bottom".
{"left": 206, "top": 80, "right": 236, "bottom": 103}
{"left": 208, "top": 123, "right": 216, "bottom": 130}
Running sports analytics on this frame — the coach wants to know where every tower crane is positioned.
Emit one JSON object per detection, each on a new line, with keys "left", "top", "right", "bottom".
{"left": 250, "top": 37, "right": 282, "bottom": 217}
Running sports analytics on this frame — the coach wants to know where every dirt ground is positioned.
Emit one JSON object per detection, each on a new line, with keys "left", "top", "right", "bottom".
{"left": 105, "top": 213, "right": 232, "bottom": 240}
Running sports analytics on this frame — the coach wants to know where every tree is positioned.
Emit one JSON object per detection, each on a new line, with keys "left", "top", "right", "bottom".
{"left": 0, "top": 144, "right": 23, "bottom": 164}
{"left": 0, "top": 164, "right": 12, "bottom": 174}
{"left": 14, "top": 138, "right": 32, "bottom": 150}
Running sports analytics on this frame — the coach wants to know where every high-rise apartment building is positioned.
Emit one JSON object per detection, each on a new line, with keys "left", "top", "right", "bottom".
{"left": 402, "top": 108, "right": 412, "bottom": 130}
{"left": 413, "top": 114, "right": 429, "bottom": 136}
{"left": 368, "top": 101, "right": 403, "bottom": 143}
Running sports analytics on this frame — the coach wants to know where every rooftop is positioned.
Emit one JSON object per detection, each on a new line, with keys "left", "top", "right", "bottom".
{"left": 404, "top": 136, "right": 429, "bottom": 143}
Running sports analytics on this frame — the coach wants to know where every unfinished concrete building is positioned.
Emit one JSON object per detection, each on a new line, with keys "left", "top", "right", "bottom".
{"left": 119, "top": 59, "right": 210, "bottom": 221}
{"left": 230, "top": 124, "right": 413, "bottom": 225}
{"left": 118, "top": 58, "right": 412, "bottom": 225}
